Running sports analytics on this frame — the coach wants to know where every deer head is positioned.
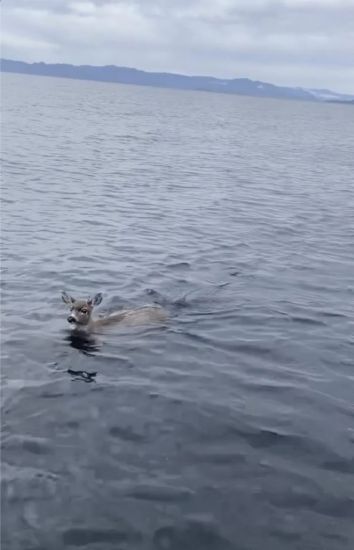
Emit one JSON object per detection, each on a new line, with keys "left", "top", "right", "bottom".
{"left": 61, "top": 291, "right": 102, "bottom": 328}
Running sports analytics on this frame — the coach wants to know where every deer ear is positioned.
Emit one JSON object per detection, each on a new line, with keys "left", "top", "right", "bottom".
{"left": 88, "top": 293, "right": 103, "bottom": 306}
{"left": 62, "top": 291, "right": 74, "bottom": 305}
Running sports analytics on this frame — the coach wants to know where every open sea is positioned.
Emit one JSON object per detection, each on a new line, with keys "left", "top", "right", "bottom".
{"left": 1, "top": 72, "right": 354, "bottom": 550}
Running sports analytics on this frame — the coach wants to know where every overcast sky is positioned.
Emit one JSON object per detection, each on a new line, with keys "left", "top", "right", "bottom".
{"left": 2, "top": 0, "right": 354, "bottom": 93}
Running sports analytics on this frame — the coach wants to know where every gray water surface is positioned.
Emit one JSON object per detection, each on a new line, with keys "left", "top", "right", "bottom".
{"left": 1, "top": 73, "right": 354, "bottom": 550}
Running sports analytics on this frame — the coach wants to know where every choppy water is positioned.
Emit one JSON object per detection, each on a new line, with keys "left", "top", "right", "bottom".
{"left": 1, "top": 72, "right": 354, "bottom": 550}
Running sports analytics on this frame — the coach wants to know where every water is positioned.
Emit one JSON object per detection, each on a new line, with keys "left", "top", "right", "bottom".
{"left": 1, "top": 72, "right": 354, "bottom": 550}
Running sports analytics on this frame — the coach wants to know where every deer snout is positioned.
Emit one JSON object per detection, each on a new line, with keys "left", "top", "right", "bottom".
{"left": 67, "top": 315, "right": 77, "bottom": 324}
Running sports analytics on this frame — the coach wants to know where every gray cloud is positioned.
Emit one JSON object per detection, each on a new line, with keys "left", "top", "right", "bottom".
{"left": 2, "top": 0, "right": 354, "bottom": 93}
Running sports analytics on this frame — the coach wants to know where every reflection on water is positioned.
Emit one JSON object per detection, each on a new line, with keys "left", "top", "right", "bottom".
{"left": 65, "top": 329, "right": 100, "bottom": 356}
{"left": 67, "top": 368, "right": 97, "bottom": 382}
{"left": 64, "top": 331, "right": 99, "bottom": 381}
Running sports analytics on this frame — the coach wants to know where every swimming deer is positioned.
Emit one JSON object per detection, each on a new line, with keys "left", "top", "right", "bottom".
{"left": 61, "top": 291, "right": 167, "bottom": 332}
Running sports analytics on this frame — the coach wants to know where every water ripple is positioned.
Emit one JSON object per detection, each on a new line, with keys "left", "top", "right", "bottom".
{"left": 2, "top": 73, "right": 354, "bottom": 550}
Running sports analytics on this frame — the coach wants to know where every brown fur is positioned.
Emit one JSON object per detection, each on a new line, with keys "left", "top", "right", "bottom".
{"left": 62, "top": 292, "right": 167, "bottom": 332}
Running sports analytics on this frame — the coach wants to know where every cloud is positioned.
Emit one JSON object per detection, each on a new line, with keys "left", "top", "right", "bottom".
{"left": 2, "top": 0, "right": 354, "bottom": 93}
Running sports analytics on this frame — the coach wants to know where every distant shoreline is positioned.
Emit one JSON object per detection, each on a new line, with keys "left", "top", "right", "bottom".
{"left": 2, "top": 58, "right": 354, "bottom": 104}
{"left": 326, "top": 99, "right": 354, "bottom": 105}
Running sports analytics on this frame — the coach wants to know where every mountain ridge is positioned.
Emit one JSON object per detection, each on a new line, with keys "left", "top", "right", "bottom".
{"left": 2, "top": 58, "right": 353, "bottom": 103}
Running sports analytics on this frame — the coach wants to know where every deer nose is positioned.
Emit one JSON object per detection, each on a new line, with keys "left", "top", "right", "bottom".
{"left": 67, "top": 315, "right": 76, "bottom": 323}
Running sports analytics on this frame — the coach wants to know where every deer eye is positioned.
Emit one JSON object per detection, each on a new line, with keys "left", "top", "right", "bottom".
{"left": 81, "top": 308, "right": 88, "bottom": 314}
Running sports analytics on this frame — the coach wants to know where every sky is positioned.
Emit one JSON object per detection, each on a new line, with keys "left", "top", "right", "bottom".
{"left": 1, "top": 0, "right": 354, "bottom": 94}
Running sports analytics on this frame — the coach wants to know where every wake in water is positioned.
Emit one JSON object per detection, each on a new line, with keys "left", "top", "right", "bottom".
{"left": 144, "top": 273, "right": 237, "bottom": 311}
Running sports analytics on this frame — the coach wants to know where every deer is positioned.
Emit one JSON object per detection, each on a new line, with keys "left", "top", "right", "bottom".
{"left": 61, "top": 291, "right": 167, "bottom": 332}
